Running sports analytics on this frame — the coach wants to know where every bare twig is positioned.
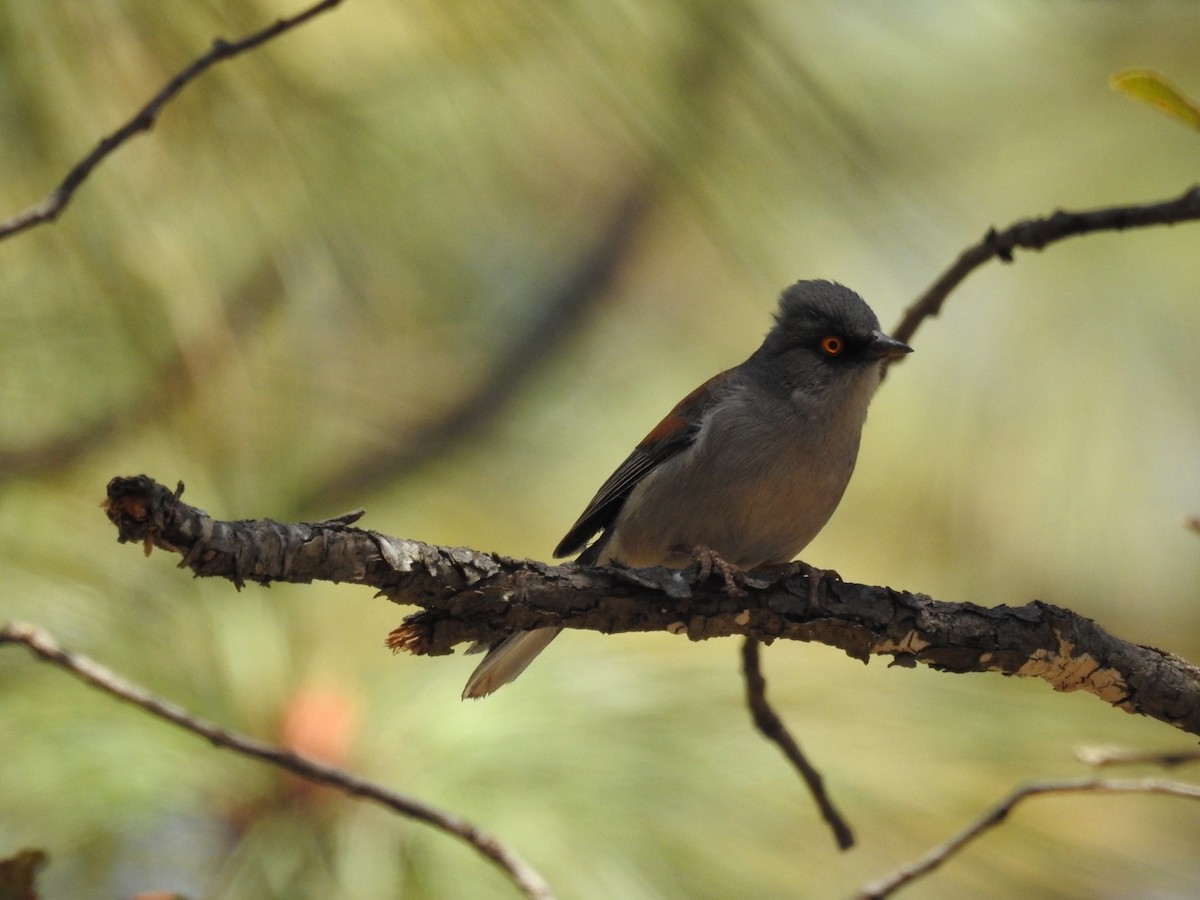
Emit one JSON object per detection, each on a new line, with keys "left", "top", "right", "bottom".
{"left": 890, "top": 185, "right": 1200, "bottom": 346}
{"left": 0, "top": 621, "right": 554, "bottom": 900}
{"left": 0, "top": 0, "right": 346, "bottom": 241}
{"left": 859, "top": 777, "right": 1200, "bottom": 899}
{"left": 1076, "top": 745, "right": 1200, "bottom": 768}
{"left": 741, "top": 637, "right": 855, "bottom": 849}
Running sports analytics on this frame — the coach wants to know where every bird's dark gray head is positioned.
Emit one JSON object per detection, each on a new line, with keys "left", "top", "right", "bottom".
{"left": 760, "top": 280, "right": 911, "bottom": 365}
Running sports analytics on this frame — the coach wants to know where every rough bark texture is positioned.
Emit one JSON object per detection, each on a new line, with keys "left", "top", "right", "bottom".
{"left": 104, "top": 474, "right": 1200, "bottom": 735}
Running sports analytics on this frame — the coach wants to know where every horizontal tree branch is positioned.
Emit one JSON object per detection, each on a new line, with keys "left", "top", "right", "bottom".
{"left": 0, "top": 621, "right": 554, "bottom": 900}
{"left": 103, "top": 474, "right": 1200, "bottom": 736}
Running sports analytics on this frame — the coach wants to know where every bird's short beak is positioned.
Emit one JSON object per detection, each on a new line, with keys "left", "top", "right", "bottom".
{"left": 866, "top": 332, "right": 913, "bottom": 360}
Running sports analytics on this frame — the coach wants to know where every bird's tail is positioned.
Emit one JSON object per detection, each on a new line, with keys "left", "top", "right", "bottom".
{"left": 461, "top": 627, "right": 563, "bottom": 699}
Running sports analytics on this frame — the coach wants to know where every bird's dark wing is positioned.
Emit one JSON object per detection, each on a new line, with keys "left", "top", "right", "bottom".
{"left": 553, "top": 368, "right": 735, "bottom": 559}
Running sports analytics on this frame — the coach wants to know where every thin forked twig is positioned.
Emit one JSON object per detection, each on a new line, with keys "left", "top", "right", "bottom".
{"left": 741, "top": 637, "right": 855, "bottom": 850}
{"left": 0, "top": 621, "right": 555, "bottom": 900}
{"left": 859, "top": 777, "right": 1200, "bottom": 899}
{"left": 0, "top": 0, "right": 346, "bottom": 241}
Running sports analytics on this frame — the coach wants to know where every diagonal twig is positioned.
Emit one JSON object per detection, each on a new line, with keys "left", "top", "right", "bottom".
{"left": 859, "top": 776, "right": 1200, "bottom": 899}
{"left": 0, "top": 0, "right": 346, "bottom": 241}
{"left": 741, "top": 637, "right": 855, "bottom": 849}
{"left": 0, "top": 621, "right": 555, "bottom": 900}
{"left": 889, "top": 184, "right": 1200, "bottom": 347}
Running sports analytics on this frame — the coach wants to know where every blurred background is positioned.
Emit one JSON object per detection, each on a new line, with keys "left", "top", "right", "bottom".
{"left": 1, "top": 1, "right": 1198, "bottom": 897}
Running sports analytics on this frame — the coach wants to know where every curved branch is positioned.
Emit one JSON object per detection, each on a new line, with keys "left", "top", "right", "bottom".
{"left": 890, "top": 185, "right": 1200, "bottom": 346}
{"left": 0, "top": 0, "right": 345, "bottom": 241}
{"left": 742, "top": 637, "right": 855, "bottom": 849}
{"left": 859, "top": 776, "right": 1200, "bottom": 899}
{"left": 0, "top": 621, "right": 554, "bottom": 900}
{"left": 103, "top": 474, "right": 1200, "bottom": 736}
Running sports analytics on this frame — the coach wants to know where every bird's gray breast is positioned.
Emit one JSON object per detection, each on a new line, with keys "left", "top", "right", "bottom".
{"left": 602, "top": 384, "right": 864, "bottom": 569}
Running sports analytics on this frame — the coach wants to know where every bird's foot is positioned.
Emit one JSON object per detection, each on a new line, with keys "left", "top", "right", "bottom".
{"left": 688, "top": 545, "right": 746, "bottom": 596}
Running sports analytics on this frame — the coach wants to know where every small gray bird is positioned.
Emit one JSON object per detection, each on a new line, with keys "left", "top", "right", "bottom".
{"left": 463, "top": 280, "right": 911, "bottom": 699}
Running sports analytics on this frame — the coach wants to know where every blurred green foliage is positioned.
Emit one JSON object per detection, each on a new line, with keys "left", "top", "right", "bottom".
{"left": 1, "top": 1, "right": 1199, "bottom": 897}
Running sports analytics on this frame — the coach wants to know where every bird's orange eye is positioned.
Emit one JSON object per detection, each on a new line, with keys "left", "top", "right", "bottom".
{"left": 819, "top": 336, "right": 844, "bottom": 356}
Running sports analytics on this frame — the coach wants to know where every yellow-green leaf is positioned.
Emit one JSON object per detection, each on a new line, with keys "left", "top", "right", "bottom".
{"left": 1111, "top": 68, "right": 1200, "bottom": 131}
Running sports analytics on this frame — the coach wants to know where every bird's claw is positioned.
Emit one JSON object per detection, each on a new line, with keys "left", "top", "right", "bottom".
{"left": 689, "top": 545, "right": 747, "bottom": 596}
